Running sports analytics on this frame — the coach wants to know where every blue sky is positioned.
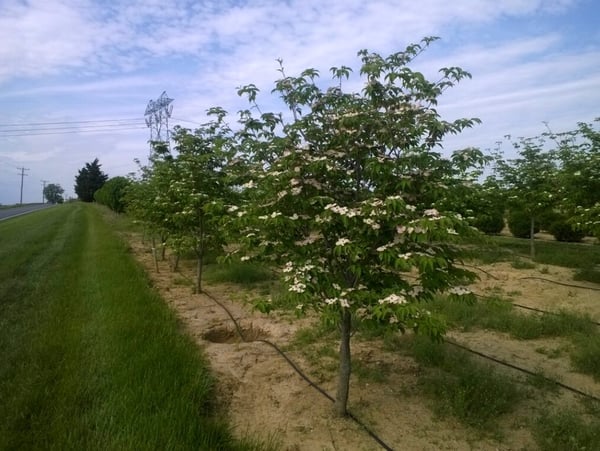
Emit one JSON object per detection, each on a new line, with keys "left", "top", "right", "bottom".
{"left": 1, "top": 0, "right": 599, "bottom": 205}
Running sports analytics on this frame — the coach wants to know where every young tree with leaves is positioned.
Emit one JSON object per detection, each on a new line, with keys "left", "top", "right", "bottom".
{"left": 494, "top": 137, "right": 557, "bottom": 257}
{"left": 158, "top": 108, "right": 235, "bottom": 293}
{"left": 229, "top": 38, "right": 482, "bottom": 416}
{"left": 126, "top": 149, "right": 179, "bottom": 268}
{"left": 551, "top": 119, "right": 600, "bottom": 239}
{"left": 43, "top": 183, "right": 64, "bottom": 204}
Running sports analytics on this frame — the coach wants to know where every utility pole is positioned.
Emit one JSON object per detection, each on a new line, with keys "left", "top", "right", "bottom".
{"left": 41, "top": 179, "right": 49, "bottom": 204}
{"left": 17, "top": 167, "right": 29, "bottom": 205}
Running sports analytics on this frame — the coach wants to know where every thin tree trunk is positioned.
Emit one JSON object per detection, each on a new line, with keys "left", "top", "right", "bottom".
{"left": 335, "top": 309, "right": 352, "bottom": 416}
{"left": 151, "top": 235, "right": 159, "bottom": 273}
{"left": 530, "top": 216, "right": 536, "bottom": 259}
{"left": 195, "top": 215, "right": 205, "bottom": 294}
{"left": 196, "top": 253, "right": 203, "bottom": 294}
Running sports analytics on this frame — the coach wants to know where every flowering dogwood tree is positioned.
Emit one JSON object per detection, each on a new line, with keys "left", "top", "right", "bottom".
{"left": 229, "top": 38, "right": 482, "bottom": 415}
{"left": 163, "top": 108, "right": 235, "bottom": 293}
{"left": 494, "top": 137, "right": 557, "bottom": 257}
{"left": 128, "top": 108, "right": 235, "bottom": 291}
{"left": 126, "top": 150, "right": 179, "bottom": 266}
{"left": 552, "top": 119, "right": 600, "bottom": 239}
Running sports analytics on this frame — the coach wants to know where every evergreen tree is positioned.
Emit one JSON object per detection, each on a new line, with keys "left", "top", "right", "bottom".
{"left": 74, "top": 158, "right": 108, "bottom": 202}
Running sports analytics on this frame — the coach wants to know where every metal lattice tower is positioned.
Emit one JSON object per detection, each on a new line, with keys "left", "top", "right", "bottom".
{"left": 144, "top": 91, "right": 174, "bottom": 155}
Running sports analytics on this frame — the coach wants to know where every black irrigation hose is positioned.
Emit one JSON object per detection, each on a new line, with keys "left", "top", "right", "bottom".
{"left": 519, "top": 276, "right": 600, "bottom": 292}
{"left": 473, "top": 292, "right": 600, "bottom": 327}
{"left": 511, "top": 302, "right": 600, "bottom": 327}
{"left": 202, "top": 290, "right": 395, "bottom": 451}
{"left": 459, "top": 263, "right": 500, "bottom": 280}
{"left": 444, "top": 338, "right": 600, "bottom": 403}
{"left": 174, "top": 265, "right": 600, "bottom": 446}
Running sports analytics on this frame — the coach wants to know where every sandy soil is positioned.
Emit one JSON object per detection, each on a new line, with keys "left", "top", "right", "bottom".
{"left": 125, "top": 235, "right": 600, "bottom": 451}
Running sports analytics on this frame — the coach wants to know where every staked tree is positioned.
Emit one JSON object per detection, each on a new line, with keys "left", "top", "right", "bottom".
{"left": 43, "top": 183, "right": 64, "bottom": 204}
{"left": 493, "top": 137, "right": 557, "bottom": 257}
{"left": 159, "top": 108, "right": 236, "bottom": 293}
{"left": 74, "top": 158, "right": 108, "bottom": 202}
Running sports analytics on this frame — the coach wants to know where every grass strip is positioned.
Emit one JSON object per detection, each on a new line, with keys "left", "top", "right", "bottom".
{"left": 472, "top": 235, "right": 600, "bottom": 273}
{"left": 0, "top": 203, "right": 259, "bottom": 450}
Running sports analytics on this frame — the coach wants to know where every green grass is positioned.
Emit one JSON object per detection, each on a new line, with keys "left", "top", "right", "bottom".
{"left": 403, "top": 335, "right": 524, "bottom": 429}
{"left": 534, "top": 410, "right": 600, "bottom": 450}
{"left": 204, "top": 261, "right": 274, "bottom": 285}
{"left": 429, "top": 296, "right": 596, "bottom": 340}
{"left": 570, "top": 334, "right": 600, "bottom": 381}
{"left": 573, "top": 268, "right": 600, "bottom": 284}
{"left": 510, "top": 258, "right": 537, "bottom": 269}
{"left": 473, "top": 235, "right": 600, "bottom": 271}
{"left": 0, "top": 204, "right": 264, "bottom": 450}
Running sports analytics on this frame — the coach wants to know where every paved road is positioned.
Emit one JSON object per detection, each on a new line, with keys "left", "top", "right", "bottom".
{"left": 0, "top": 203, "right": 57, "bottom": 221}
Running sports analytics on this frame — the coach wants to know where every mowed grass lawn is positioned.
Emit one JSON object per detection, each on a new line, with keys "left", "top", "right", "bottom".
{"left": 0, "top": 203, "right": 257, "bottom": 451}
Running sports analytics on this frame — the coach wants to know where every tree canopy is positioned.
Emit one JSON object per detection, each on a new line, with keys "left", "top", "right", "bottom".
{"left": 228, "top": 38, "right": 482, "bottom": 415}
{"left": 74, "top": 158, "right": 108, "bottom": 202}
{"left": 43, "top": 183, "right": 64, "bottom": 204}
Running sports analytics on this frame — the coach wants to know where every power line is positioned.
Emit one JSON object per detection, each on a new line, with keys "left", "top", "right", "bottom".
{"left": 0, "top": 117, "right": 147, "bottom": 138}
{"left": 0, "top": 118, "right": 143, "bottom": 128}
{"left": 0, "top": 126, "right": 147, "bottom": 138}
{"left": 0, "top": 121, "right": 144, "bottom": 133}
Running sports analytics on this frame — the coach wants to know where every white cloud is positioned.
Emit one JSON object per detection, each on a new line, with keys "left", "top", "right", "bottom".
{"left": 0, "top": 0, "right": 597, "bottom": 204}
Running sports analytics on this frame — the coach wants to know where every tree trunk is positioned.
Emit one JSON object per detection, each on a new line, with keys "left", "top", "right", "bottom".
{"left": 529, "top": 216, "right": 535, "bottom": 259}
{"left": 195, "top": 215, "right": 205, "bottom": 294}
{"left": 196, "top": 253, "right": 203, "bottom": 294}
{"left": 160, "top": 233, "right": 168, "bottom": 260}
{"left": 335, "top": 309, "right": 352, "bottom": 416}
{"left": 151, "top": 235, "right": 159, "bottom": 273}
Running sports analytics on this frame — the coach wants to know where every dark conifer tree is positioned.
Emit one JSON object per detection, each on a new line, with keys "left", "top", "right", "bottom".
{"left": 74, "top": 158, "right": 109, "bottom": 202}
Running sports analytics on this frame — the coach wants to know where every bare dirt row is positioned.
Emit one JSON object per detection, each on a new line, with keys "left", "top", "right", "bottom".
{"left": 127, "top": 232, "right": 600, "bottom": 451}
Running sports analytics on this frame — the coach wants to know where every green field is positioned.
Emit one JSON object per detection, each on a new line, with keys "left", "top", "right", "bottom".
{"left": 0, "top": 203, "right": 258, "bottom": 450}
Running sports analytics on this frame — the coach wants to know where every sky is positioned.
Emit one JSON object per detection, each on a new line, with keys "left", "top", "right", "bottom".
{"left": 0, "top": 0, "right": 599, "bottom": 205}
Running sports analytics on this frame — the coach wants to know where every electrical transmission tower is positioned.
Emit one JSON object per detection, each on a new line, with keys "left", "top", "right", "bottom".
{"left": 17, "top": 167, "right": 29, "bottom": 204}
{"left": 144, "top": 91, "right": 174, "bottom": 157}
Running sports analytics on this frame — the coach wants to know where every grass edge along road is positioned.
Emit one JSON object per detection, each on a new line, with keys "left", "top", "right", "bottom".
{"left": 0, "top": 203, "right": 264, "bottom": 451}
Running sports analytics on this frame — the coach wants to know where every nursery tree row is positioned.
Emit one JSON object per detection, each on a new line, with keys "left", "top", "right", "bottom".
{"left": 121, "top": 37, "right": 598, "bottom": 416}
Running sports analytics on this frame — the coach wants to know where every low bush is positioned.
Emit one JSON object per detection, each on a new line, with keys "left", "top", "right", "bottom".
{"left": 549, "top": 220, "right": 585, "bottom": 243}
{"left": 508, "top": 210, "right": 539, "bottom": 238}
{"left": 472, "top": 212, "right": 505, "bottom": 234}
